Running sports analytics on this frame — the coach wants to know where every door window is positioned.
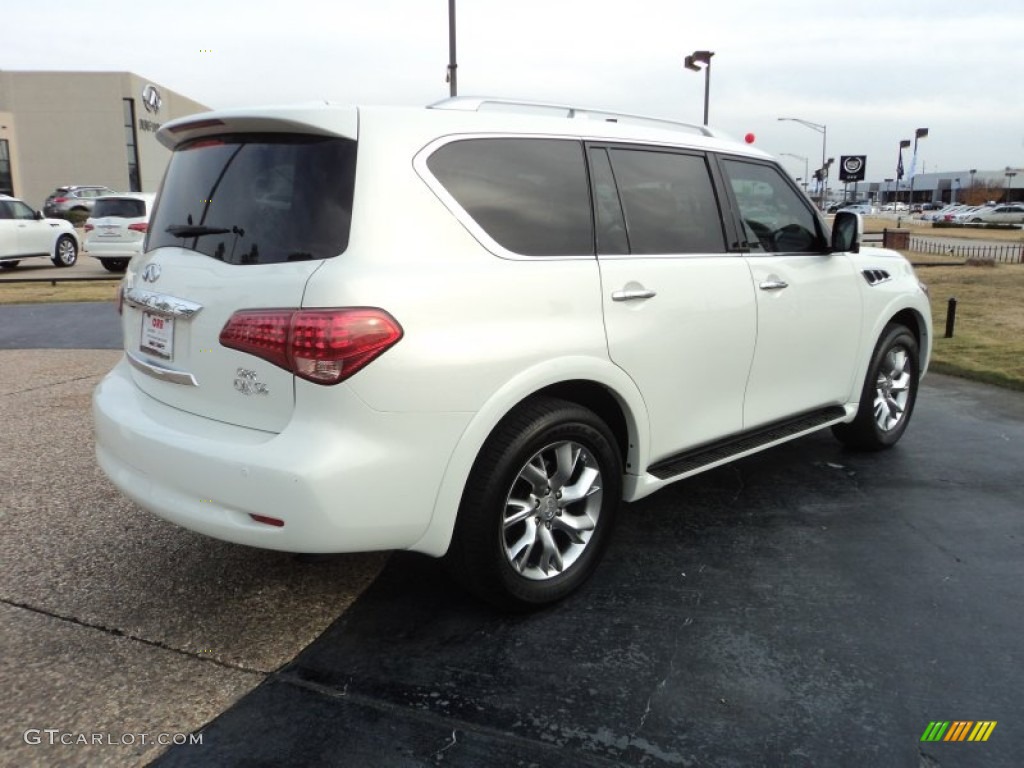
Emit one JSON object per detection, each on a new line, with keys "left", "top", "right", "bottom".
{"left": 10, "top": 200, "right": 36, "bottom": 220}
{"left": 606, "top": 148, "right": 725, "bottom": 254}
{"left": 721, "top": 160, "right": 826, "bottom": 254}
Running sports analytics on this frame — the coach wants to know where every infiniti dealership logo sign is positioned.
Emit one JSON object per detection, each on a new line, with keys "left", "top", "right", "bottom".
{"left": 141, "top": 84, "right": 162, "bottom": 114}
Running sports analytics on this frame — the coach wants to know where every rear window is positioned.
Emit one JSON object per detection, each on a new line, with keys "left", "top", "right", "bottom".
{"left": 148, "top": 134, "right": 356, "bottom": 264}
{"left": 426, "top": 138, "right": 592, "bottom": 257}
{"left": 93, "top": 198, "right": 147, "bottom": 218}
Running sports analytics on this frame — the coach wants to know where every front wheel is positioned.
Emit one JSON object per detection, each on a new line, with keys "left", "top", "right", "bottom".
{"left": 445, "top": 397, "right": 622, "bottom": 610}
{"left": 833, "top": 323, "right": 920, "bottom": 450}
{"left": 52, "top": 235, "right": 78, "bottom": 267}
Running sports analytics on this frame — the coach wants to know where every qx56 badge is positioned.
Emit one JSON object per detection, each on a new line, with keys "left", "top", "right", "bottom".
{"left": 234, "top": 368, "right": 269, "bottom": 396}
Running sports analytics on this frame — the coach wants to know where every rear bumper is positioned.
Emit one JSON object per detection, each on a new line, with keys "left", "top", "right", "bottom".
{"left": 85, "top": 241, "right": 141, "bottom": 260}
{"left": 93, "top": 357, "right": 471, "bottom": 553}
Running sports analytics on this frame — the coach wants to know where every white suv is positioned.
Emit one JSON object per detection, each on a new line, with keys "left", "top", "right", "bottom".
{"left": 93, "top": 98, "right": 932, "bottom": 609}
{"left": 83, "top": 193, "right": 157, "bottom": 273}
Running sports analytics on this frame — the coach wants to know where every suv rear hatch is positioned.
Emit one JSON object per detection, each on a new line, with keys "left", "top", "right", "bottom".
{"left": 121, "top": 110, "right": 358, "bottom": 432}
{"left": 86, "top": 196, "right": 150, "bottom": 250}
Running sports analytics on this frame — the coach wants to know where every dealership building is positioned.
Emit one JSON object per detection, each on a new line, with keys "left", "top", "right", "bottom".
{"left": 0, "top": 71, "right": 208, "bottom": 209}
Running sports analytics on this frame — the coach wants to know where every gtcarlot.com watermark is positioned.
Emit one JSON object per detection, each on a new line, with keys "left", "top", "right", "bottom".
{"left": 24, "top": 729, "right": 202, "bottom": 747}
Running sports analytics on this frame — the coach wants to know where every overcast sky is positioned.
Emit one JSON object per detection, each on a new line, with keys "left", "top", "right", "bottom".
{"left": 6, "top": 1, "right": 1023, "bottom": 183}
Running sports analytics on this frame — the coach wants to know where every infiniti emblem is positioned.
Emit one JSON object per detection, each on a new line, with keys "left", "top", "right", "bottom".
{"left": 141, "top": 84, "right": 162, "bottom": 114}
{"left": 141, "top": 264, "right": 161, "bottom": 283}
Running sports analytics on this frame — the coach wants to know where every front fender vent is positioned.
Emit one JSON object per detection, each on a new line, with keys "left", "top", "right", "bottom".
{"left": 862, "top": 269, "right": 892, "bottom": 286}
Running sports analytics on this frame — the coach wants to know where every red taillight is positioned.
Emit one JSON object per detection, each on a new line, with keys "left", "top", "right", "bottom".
{"left": 219, "top": 308, "right": 403, "bottom": 385}
{"left": 128, "top": 222, "right": 149, "bottom": 233}
{"left": 53, "top": 196, "right": 69, "bottom": 203}
{"left": 84, "top": 223, "right": 94, "bottom": 232}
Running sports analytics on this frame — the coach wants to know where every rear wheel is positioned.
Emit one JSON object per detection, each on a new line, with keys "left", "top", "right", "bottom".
{"left": 833, "top": 323, "right": 920, "bottom": 450}
{"left": 445, "top": 397, "right": 622, "bottom": 610}
{"left": 0, "top": 261, "right": 19, "bottom": 270}
{"left": 52, "top": 235, "right": 78, "bottom": 267}
{"left": 101, "top": 258, "right": 129, "bottom": 273}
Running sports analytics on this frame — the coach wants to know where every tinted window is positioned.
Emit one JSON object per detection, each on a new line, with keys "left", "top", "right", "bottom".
{"left": 427, "top": 138, "right": 592, "bottom": 256}
{"left": 11, "top": 200, "right": 35, "bottom": 220}
{"left": 721, "top": 159, "right": 826, "bottom": 253}
{"left": 148, "top": 134, "right": 356, "bottom": 264}
{"left": 607, "top": 148, "right": 725, "bottom": 254}
{"left": 93, "top": 198, "right": 147, "bottom": 218}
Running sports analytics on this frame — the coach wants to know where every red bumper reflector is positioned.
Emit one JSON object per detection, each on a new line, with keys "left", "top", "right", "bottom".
{"left": 250, "top": 514, "right": 285, "bottom": 528}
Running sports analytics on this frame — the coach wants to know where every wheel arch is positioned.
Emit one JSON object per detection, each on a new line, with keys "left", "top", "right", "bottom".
{"left": 888, "top": 306, "right": 931, "bottom": 373}
{"left": 409, "top": 358, "right": 649, "bottom": 557}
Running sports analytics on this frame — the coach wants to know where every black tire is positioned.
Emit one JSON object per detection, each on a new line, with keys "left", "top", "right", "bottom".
{"left": 0, "top": 261, "right": 19, "bottom": 270}
{"left": 101, "top": 259, "right": 129, "bottom": 273}
{"left": 832, "top": 323, "right": 920, "bottom": 451}
{"left": 444, "top": 396, "right": 622, "bottom": 610}
{"left": 51, "top": 235, "right": 78, "bottom": 267}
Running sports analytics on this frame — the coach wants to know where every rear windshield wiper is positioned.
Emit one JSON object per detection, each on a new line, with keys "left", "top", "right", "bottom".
{"left": 165, "top": 224, "right": 244, "bottom": 238}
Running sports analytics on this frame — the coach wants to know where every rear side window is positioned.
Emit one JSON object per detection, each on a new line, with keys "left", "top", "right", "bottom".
{"left": 607, "top": 148, "right": 725, "bottom": 254}
{"left": 93, "top": 198, "right": 147, "bottom": 218}
{"left": 426, "top": 138, "right": 592, "bottom": 257}
{"left": 148, "top": 134, "right": 356, "bottom": 264}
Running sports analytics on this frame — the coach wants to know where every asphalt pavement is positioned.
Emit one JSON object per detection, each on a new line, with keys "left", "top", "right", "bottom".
{"left": 1, "top": 304, "right": 1022, "bottom": 767}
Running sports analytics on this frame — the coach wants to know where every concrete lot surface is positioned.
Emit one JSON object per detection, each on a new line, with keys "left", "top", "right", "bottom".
{"left": 0, "top": 243, "right": 116, "bottom": 281}
{"left": 0, "top": 350, "right": 387, "bottom": 766}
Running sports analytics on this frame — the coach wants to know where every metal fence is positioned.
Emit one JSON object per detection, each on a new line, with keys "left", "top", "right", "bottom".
{"left": 909, "top": 237, "right": 1024, "bottom": 264}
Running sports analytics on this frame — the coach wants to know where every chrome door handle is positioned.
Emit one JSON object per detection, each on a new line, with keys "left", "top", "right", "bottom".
{"left": 758, "top": 280, "right": 789, "bottom": 291}
{"left": 611, "top": 288, "right": 657, "bottom": 302}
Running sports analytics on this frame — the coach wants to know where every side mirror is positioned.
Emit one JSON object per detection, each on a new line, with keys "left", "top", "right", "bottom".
{"left": 35, "top": 210, "right": 45, "bottom": 220}
{"left": 831, "top": 210, "right": 861, "bottom": 254}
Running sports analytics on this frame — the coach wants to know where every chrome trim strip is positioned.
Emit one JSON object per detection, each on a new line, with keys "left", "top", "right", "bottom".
{"left": 124, "top": 287, "right": 203, "bottom": 318}
{"left": 126, "top": 350, "right": 198, "bottom": 387}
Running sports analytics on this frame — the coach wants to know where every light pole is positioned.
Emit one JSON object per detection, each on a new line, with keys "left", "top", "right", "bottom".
{"left": 778, "top": 117, "right": 827, "bottom": 208}
{"left": 780, "top": 153, "right": 809, "bottom": 191}
{"left": 446, "top": 0, "right": 458, "bottom": 97}
{"left": 684, "top": 50, "right": 714, "bottom": 125}
{"left": 1006, "top": 168, "right": 1018, "bottom": 203}
{"left": 907, "top": 127, "right": 928, "bottom": 206}
{"left": 952, "top": 178, "right": 960, "bottom": 204}
{"left": 896, "top": 139, "right": 911, "bottom": 206}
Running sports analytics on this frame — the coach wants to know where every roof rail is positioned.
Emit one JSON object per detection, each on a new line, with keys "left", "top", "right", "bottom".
{"left": 428, "top": 96, "right": 717, "bottom": 138}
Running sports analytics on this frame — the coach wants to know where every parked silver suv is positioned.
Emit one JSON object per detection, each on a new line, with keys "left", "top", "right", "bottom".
{"left": 43, "top": 185, "right": 117, "bottom": 218}
{"left": 94, "top": 97, "right": 932, "bottom": 609}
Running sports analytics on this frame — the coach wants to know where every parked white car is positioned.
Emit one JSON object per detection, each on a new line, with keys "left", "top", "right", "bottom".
{"left": 0, "top": 195, "right": 79, "bottom": 269}
{"left": 93, "top": 98, "right": 933, "bottom": 609}
{"left": 84, "top": 193, "right": 157, "bottom": 272}
{"left": 966, "top": 204, "right": 1024, "bottom": 224}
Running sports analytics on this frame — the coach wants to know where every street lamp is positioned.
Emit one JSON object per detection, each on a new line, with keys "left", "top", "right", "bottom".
{"left": 907, "top": 127, "right": 928, "bottom": 206}
{"left": 896, "top": 139, "right": 911, "bottom": 205}
{"left": 1006, "top": 168, "right": 1018, "bottom": 203}
{"left": 446, "top": 0, "right": 458, "bottom": 97}
{"left": 780, "top": 153, "right": 809, "bottom": 191}
{"left": 778, "top": 117, "right": 827, "bottom": 208}
{"left": 684, "top": 50, "right": 714, "bottom": 125}
{"left": 953, "top": 178, "right": 960, "bottom": 204}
